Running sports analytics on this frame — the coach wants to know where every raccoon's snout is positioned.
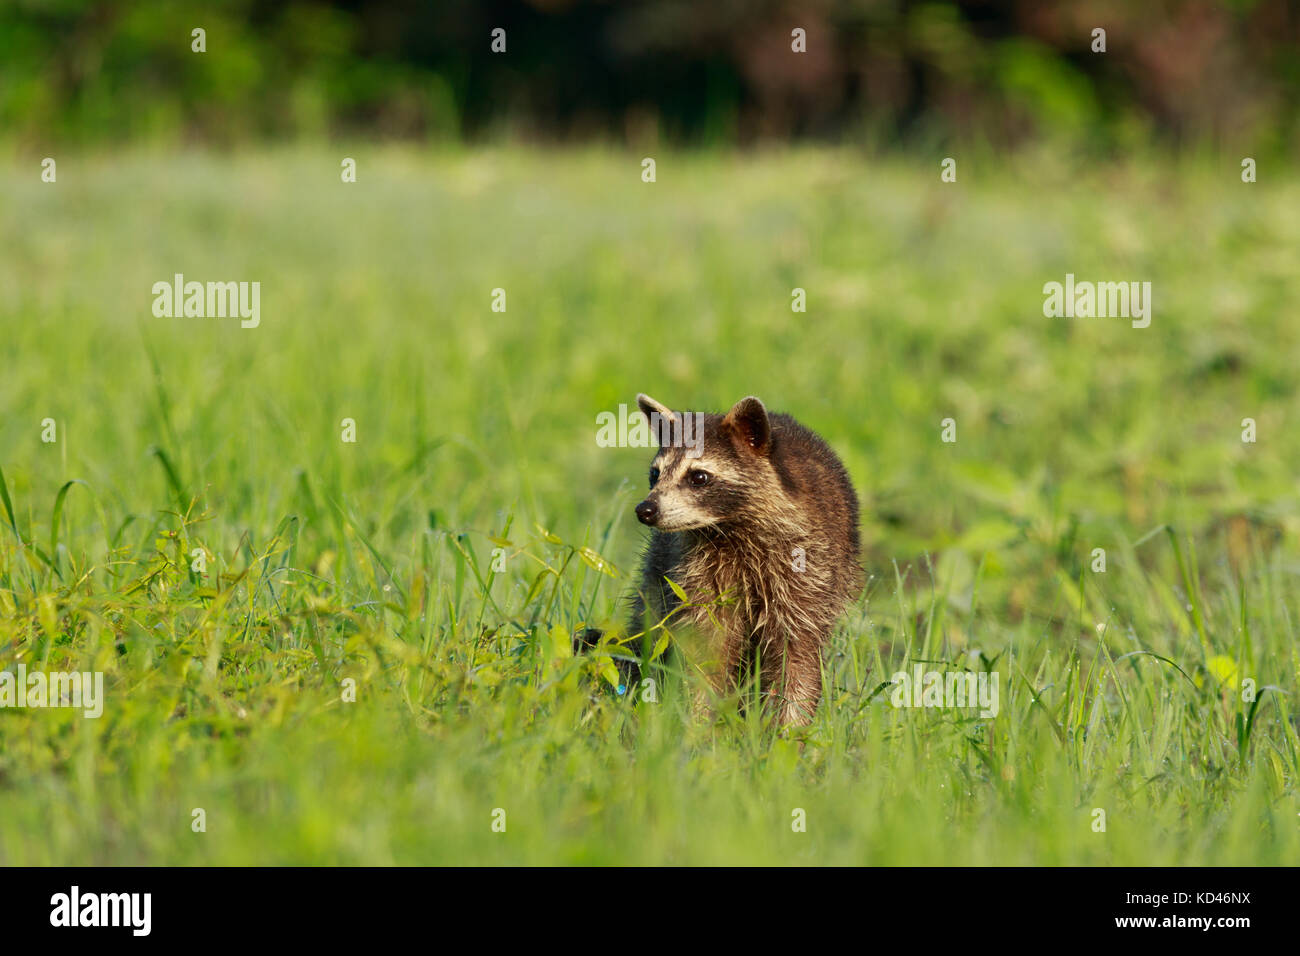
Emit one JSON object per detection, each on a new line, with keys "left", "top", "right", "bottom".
{"left": 635, "top": 499, "right": 659, "bottom": 526}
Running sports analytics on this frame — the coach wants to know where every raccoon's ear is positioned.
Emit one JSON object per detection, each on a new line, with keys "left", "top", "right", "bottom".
{"left": 722, "top": 396, "right": 771, "bottom": 456}
{"left": 636, "top": 393, "right": 677, "bottom": 445}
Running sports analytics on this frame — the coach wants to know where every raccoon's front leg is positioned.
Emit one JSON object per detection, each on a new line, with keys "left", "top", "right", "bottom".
{"left": 759, "top": 626, "right": 826, "bottom": 726}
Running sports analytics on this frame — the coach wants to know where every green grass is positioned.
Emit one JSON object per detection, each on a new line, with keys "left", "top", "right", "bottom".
{"left": 1, "top": 145, "right": 1298, "bottom": 864}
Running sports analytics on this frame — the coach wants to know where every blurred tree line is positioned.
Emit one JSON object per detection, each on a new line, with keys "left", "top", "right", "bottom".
{"left": 2, "top": 0, "right": 1297, "bottom": 150}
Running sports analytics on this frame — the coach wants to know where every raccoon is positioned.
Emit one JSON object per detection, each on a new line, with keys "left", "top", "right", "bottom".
{"left": 594, "top": 393, "right": 863, "bottom": 726}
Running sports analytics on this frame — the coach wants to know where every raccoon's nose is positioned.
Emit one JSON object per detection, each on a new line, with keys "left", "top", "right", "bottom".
{"left": 635, "top": 500, "right": 659, "bottom": 526}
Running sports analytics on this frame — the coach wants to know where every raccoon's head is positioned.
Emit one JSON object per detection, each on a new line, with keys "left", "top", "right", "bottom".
{"left": 633, "top": 393, "right": 775, "bottom": 533}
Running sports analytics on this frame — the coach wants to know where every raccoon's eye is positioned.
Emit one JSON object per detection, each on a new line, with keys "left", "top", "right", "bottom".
{"left": 649, "top": 466, "right": 660, "bottom": 487}
{"left": 688, "top": 469, "right": 710, "bottom": 487}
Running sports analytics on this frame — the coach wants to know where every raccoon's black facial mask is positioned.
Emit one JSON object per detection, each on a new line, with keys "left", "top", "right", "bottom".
{"left": 638, "top": 453, "right": 752, "bottom": 531}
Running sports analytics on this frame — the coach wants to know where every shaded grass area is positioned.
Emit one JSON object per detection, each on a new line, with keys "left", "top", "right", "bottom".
{"left": 0, "top": 146, "right": 1297, "bottom": 864}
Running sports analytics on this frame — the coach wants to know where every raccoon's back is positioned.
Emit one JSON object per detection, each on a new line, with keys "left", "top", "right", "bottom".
{"left": 767, "top": 412, "right": 861, "bottom": 557}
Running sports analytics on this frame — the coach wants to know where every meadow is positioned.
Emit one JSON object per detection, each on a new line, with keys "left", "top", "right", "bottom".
{"left": 1, "top": 145, "right": 1297, "bottom": 864}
